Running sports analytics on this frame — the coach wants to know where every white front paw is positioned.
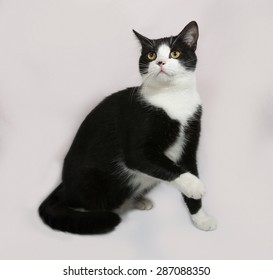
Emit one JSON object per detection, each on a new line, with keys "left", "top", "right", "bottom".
{"left": 173, "top": 172, "right": 205, "bottom": 199}
{"left": 191, "top": 209, "right": 217, "bottom": 231}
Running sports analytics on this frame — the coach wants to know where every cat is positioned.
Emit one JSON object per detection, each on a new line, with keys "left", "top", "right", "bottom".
{"left": 39, "top": 21, "right": 217, "bottom": 234}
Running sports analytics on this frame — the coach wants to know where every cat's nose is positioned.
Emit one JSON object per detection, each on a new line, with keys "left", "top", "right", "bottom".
{"left": 157, "top": 60, "right": 166, "bottom": 66}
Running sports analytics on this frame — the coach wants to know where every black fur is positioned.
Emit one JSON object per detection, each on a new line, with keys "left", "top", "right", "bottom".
{"left": 179, "top": 107, "right": 202, "bottom": 215}
{"left": 39, "top": 21, "right": 203, "bottom": 234}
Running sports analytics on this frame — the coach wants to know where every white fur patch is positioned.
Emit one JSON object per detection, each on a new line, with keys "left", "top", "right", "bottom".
{"left": 127, "top": 169, "right": 159, "bottom": 196}
{"left": 156, "top": 44, "right": 171, "bottom": 63}
{"left": 164, "top": 128, "right": 185, "bottom": 163}
{"left": 173, "top": 172, "right": 205, "bottom": 199}
{"left": 191, "top": 209, "right": 217, "bottom": 231}
{"left": 141, "top": 82, "right": 201, "bottom": 125}
{"left": 114, "top": 161, "right": 159, "bottom": 197}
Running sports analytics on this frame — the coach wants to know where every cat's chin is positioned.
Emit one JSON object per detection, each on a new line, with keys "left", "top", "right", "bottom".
{"left": 142, "top": 76, "right": 178, "bottom": 90}
{"left": 157, "top": 71, "right": 171, "bottom": 78}
{"left": 148, "top": 72, "right": 174, "bottom": 86}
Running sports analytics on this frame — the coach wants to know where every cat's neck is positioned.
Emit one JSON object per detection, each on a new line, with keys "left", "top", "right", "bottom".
{"left": 139, "top": 71, "right": 201, "bottom": 123}
{"left": 140, "top": 71, "right": 197, "bottom": 96}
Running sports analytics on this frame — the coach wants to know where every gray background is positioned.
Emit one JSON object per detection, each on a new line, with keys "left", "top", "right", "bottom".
{"left": 0, "top": 0, "right": 273, "bottom": 259}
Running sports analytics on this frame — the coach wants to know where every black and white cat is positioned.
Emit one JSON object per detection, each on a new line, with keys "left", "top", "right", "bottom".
{"left": 39, "top": 21, "right": 217, "bottom": 234}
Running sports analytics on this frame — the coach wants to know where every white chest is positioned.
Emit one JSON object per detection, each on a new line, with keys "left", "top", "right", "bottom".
{"left": 143, "top": 88, "right": 201, "bottom": 124}
{"left": 142, "top": 87, "right": 201, "bottom": 163}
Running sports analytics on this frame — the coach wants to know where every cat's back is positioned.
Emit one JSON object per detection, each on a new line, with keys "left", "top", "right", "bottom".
{"left": 65, "top": 87, "right": 140, "bottom": 159}
{"left": 88, "top": 87, "right": 139, "bottom": 118}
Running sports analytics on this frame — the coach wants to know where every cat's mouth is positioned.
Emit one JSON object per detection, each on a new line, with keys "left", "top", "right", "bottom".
{"left": 153, "top": 70, "right": 174, "bottom": 84}
{"left": 156, "top": 69, "right": 171, "bottom": 78}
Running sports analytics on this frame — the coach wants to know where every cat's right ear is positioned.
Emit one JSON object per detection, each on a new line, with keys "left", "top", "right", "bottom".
{"left": 133, "top": 30, "right": 154, "bottom": 49}
{"left": 174, "top": 21, "right": 199, "bottom": 51}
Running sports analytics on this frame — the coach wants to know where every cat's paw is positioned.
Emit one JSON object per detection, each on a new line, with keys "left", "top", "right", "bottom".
{"left": 191, "top": 209, "right": 217, "bottom": 231}
{"left": 134, "top": 197, "right": 153, "bottom": 210}
{"left": 174, "top": 172, "right": 205, "bottom": 199}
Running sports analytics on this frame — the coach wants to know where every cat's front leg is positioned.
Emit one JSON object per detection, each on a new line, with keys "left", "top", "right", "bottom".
{"left": 174, "top": 174, "right": 217, "bottom": 231}
{"left": 172, "top": 172, "right": 205, "bottom": 199}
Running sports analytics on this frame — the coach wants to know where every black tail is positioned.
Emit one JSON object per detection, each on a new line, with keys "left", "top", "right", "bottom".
{"left": 38, "top": 184, "right": 121, "bottom": 234}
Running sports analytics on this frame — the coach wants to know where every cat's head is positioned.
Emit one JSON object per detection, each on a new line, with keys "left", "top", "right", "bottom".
{"left": 133, "top": 21, "right": 198, "bottom": 87}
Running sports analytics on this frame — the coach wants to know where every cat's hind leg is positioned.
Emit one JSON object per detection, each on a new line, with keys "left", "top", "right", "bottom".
{"left": 113, "top": 196, "right": 153, "bottom": 216}
{"left": 133, "top": 196, "right": 153, "bottom": 210}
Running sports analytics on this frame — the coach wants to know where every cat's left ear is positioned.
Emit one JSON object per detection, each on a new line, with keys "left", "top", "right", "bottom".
{"left": 174, "top": 21, "right": 199, "bottom": 51}
{"left": 133, "top": 30, "right": 154, "bottom": 49}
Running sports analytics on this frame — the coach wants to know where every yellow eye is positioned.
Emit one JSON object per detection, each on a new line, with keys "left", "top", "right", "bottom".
{"left": 170, "top": 51, "right": 181, "bottom": 59}
{"left": 147, "top": 52, "right": 157, "bottom": 61}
